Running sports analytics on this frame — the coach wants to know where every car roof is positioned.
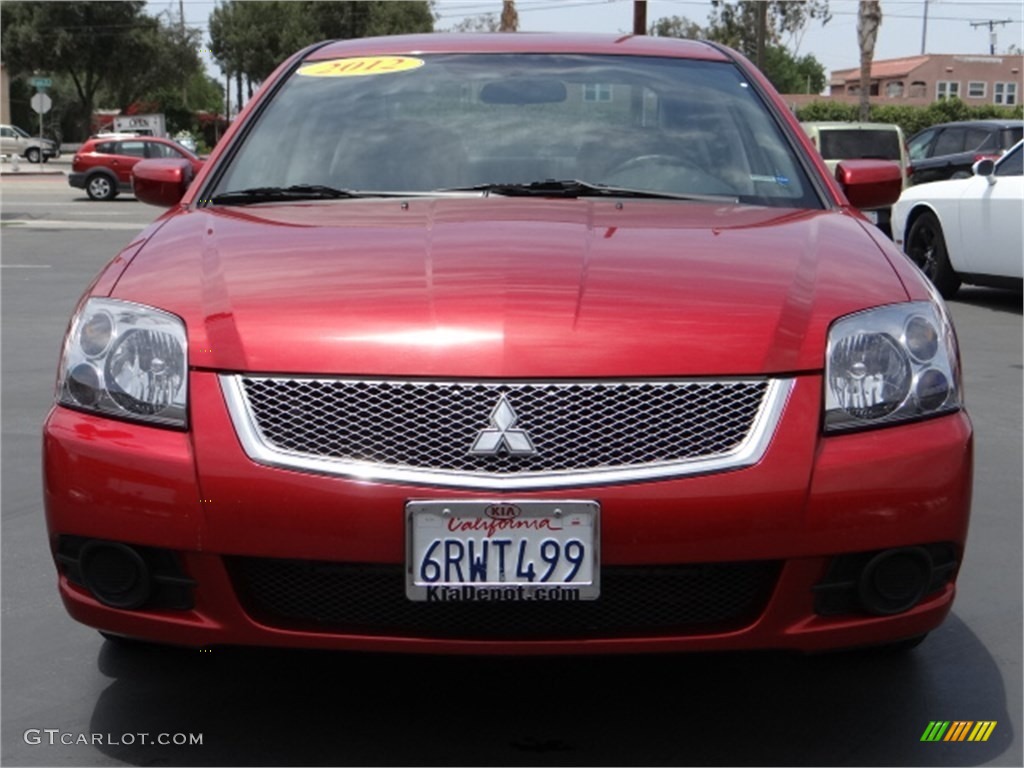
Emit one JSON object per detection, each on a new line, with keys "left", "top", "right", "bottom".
{"left": 802, "top": 121, "right": 902, "bottom": 130}
{"left": 921, "top": 119, "right": 1024, "bottom": 130}
{"left": 306, "top": 32, "right": 730, "bottom": 63}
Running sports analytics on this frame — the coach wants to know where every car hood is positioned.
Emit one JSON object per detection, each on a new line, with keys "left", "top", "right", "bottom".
{"left": 110, "top": 198, "right": 908, "bottom": 377}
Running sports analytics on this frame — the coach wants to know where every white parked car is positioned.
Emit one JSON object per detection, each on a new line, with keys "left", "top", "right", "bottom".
{"left": 892, "top": 140, "right": 1023, "bottom": 298}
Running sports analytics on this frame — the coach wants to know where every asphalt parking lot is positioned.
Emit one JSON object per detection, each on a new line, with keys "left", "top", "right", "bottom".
{"left": 1, "top": 174, "right": 1021, "bottom": 766}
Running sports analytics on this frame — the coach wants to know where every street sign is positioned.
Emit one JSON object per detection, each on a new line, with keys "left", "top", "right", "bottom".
{"left": 30, "top": 77, "right": 52, "bottom": 89}
{"left": 30, "top": 92, "right": 52, "bottom": 114}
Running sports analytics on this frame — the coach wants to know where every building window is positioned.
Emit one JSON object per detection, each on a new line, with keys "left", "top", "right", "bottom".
{"left": 909, "top": 81, "right": 927, "bottom": 97}
{"left": 936, "top": 81, "right": 960, "bottom": 100}
{"left": 583, "top": 83, "right": 612, "bottom": 102}
{"left": 994, "top": 82, "right": 1018, "bottom": 105}
{"left": 886, "top": 81, "right": 904, "bottom": 98}
{"left": 967, "top": 81, "right": 987, "bottom": 99}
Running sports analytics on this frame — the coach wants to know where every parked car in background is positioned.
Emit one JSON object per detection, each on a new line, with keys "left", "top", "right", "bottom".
{"left": 44, "top": 34, "right": 971, "bottom": 657}
{"left": 68, "top": 136, "right": 203, "bottom": 200}
{"left": 906, "top": 119, "right": 1023, "bottom": 186}
{"left": 0, "top": 123, "right": 60, "bottom": 163}
{"left": 893, "top": 139, "right": 1023, "bottom": 298}
{"left": 801, "top": 121, "right": 907, "bottom": 235}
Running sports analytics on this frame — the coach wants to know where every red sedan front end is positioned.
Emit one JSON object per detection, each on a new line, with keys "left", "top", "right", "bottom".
{"left": 43, "top": 34, "right": 972, "bottom": 654}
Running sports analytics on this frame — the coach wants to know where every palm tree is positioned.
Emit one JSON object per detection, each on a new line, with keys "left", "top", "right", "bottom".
{"left": 857, "top": 0, "right": 882, "bottom": 121}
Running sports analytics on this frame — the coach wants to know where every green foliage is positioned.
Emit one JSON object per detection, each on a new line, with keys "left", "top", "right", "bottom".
{"left": 1, "top": 1, "right": 205, "bottom": 139}
{"left": 209, "top": 1, "right": 434, "bottom": 85}
{"left": 707, "top": 0, "right": 831, "bottom": 59}
{"left": 796, "top": 98, "right": 1024, "bottom": 138}
{"left": 649, "top": 13, "right": 827, "bottom": 96}
{"left": 649, "top": 16, "right": 703, "bottom": 39}
{"left": 763, "top": 45, "right": 826, "bottom": 94}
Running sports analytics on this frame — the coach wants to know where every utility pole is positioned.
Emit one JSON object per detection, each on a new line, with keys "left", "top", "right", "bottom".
{"left": 920, "top": 0, "right": 929, "bottom": 55}
{"left": 756, "top": 0, "right": 768, "bottom": 71}
{"left": 970, "top": 19, "right": 1012, "bottom": 55}
{"left": 633, "top": 1, "right": 646, "bottom": 35}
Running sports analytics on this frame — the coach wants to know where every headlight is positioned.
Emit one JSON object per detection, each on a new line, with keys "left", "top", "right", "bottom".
{"left": 825, "top": 300, "right": 961, "bottom": 432}
{"left": 57, "top": 298, "right": 188, "bottom": 428}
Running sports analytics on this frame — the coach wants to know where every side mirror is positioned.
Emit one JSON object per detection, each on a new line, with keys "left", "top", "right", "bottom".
{"left": 834, "top": 159, "right": 903, "bottom": 210}
{"left": 132, "top": 158, "right": 195, "bottom": 207}
{"left": 972, "top": 157, "right": 996, "bottom": 185}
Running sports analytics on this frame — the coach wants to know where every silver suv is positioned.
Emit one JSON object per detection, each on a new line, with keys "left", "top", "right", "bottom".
{"left": 0, "top": 124, "right": 60, "bottom": 163}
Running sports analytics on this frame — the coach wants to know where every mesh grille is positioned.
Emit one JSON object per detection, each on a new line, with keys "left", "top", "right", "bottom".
{"left": 229, "top": 559, "right": 780, "bottom": 640}
{"left": 235, "top": 378, "right": 771, "bottom": 475}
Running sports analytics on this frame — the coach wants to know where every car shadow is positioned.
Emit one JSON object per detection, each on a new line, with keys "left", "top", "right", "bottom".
{"left": 85, "top": 614, "right": 1015, "bottom": 766}
{"left": 951, "top": 288, "right": 1023, "bottom": 316}
{"left": 70, "top": 196, "right": 138, "bottom": 204}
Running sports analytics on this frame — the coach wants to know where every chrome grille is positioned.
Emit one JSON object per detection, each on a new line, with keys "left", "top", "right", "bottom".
{"left": 222, "top": 376, "right": 790, "bottom": 489}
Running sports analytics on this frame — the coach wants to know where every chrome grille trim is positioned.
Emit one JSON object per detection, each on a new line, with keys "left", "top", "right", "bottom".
{"left": 220, "top": 376, "right": 793, "bottom": 490}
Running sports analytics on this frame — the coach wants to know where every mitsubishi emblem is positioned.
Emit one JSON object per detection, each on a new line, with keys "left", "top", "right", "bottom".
{"left": 469, "top": 395, "right": 536, "bottom": 457}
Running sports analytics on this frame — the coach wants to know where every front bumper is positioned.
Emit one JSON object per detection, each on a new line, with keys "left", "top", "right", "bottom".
{"left": 43, "top": 371, "right": 973, "bottom": 654}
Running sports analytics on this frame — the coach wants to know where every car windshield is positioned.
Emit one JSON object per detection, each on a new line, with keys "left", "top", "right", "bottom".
{"left": 212, "top": 53, "right": 818, "bottom": 209}
{"left": 13, "top": 125, "right": 31, "bottom": 139}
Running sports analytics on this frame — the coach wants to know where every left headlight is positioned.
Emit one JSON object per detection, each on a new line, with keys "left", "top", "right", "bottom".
{"left": 825, "top": 300, "right": 961, "bottom": 432}
{"left": 57, "top": 298, "right": 188, "bottom": 428}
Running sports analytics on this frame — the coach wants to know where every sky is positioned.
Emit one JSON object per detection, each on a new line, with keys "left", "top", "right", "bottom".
{"left": 158, "top": 0, "right": 1024, "bottom": 89}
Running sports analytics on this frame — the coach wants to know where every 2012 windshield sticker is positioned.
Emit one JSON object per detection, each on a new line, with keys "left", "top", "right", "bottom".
{"left": 297, "top": 56, "right": 425, "bottom": 77}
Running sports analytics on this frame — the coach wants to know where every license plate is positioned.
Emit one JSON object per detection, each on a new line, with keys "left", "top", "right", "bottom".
{"left": 406, "top": 500, "right": 599, "bottom": 602}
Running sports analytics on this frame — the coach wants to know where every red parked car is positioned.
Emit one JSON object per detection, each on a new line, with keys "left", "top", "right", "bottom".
{"left": 68, "top": 135, "right": 202, "bottom": 201}
{"left": 44, "top": 34, "right": 972, "bottom": 655}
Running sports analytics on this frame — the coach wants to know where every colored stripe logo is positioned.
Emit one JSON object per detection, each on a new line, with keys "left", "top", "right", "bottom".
{"left": 921, "top": 721, "right": 997, "bottom": 742}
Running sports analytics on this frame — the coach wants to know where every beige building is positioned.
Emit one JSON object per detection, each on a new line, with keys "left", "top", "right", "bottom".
{"left": 828, "top": 53, "right": 1023, "bottom": 107}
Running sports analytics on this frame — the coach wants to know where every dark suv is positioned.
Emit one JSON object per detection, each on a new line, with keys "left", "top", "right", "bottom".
{"left": 907, "top": 119, "right": 1023, "bottom": 185}
{"left": 69, "top": 136, "right": 202, "bottom": 200}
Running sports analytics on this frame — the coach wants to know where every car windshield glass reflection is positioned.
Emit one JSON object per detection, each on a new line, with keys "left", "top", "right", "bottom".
{"left": 211, "top": 54, "right": 817, "bottom": 209}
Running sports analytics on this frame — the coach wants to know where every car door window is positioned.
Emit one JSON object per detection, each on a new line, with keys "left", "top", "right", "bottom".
{"left": 117, "top": 141, "right": 147, "bottom": 158}
{"left": 146, "top": 142, "right": 185, "bottom": 159}
{"left": 908, "top": 129, "right": 936, "bottom": 161}
{"left": 0, "top": 127, "right": 14, "bottom": 138}
{"left": 966, "top": 128, "right": 994, "bottom": 152}
{"left": 932, "top": 128, "right": 965, "bottom": 156}
{"left": 995, "top": 145, "right": 1022, "bottom": 177}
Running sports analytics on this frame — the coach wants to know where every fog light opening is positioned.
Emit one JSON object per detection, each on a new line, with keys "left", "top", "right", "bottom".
{"left": 79, "top": 541, "right": 152, "bottom": 610}
{"left": 858, "top": 547, "right": 932, "bottom": 615}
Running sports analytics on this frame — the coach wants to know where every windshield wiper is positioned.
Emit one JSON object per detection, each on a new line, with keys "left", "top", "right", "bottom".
{"left": 208, "top": 184, "right": 371, "bottom": 205}
{"left": 440, "top": 179, "right": 738, "bottom": 204}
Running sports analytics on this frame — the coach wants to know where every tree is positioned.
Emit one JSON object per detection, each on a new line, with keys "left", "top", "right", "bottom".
{"left": 763, "top": 45, "right": 827, "bottom": 94}
{"left": 209, "top": 1, "right": 434, "bottom": 98}
{"left": 857, "top": 1, "right": 882, "bottom": 121}
{"left": 1, "top": 1, "right": 201, "bottom": 139}
{"left": 649, "top": 12, "right": 828, "bottom": 95}
{"left": 649, "top": 16, "right": 703, "bottom": 39}
{"left": 500, "top": 1, "right": 519, "bottom": 32}
{"left": 451, "top": 14, "right": 499, "bottom": 32}
{"left": 704, "top": 1, "right": 831, "bottom": 61}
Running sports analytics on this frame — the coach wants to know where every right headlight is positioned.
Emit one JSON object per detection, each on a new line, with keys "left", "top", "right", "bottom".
{"left": 57, "top": 298, "right": 188, "bottom": 428}
{"left": 824, "top": 300, "right": 961, "bottom": 432}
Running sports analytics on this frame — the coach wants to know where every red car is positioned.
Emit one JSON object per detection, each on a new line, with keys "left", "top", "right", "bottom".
{"left": 68, "top": 135, "right": 202, "bottom": 201}
{"left": 44, "top": 34, "right": 972, "bottom": 655}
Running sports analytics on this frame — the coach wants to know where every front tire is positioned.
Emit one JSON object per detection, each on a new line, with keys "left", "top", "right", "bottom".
{"left": 906, "top": 211, "right": 960, "bottom": 298}
{"left": 25, "top": 147, "right": 41, "bottom": 163}
{"left": 86, "top": 174, "right": 117, "bottom": 201}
